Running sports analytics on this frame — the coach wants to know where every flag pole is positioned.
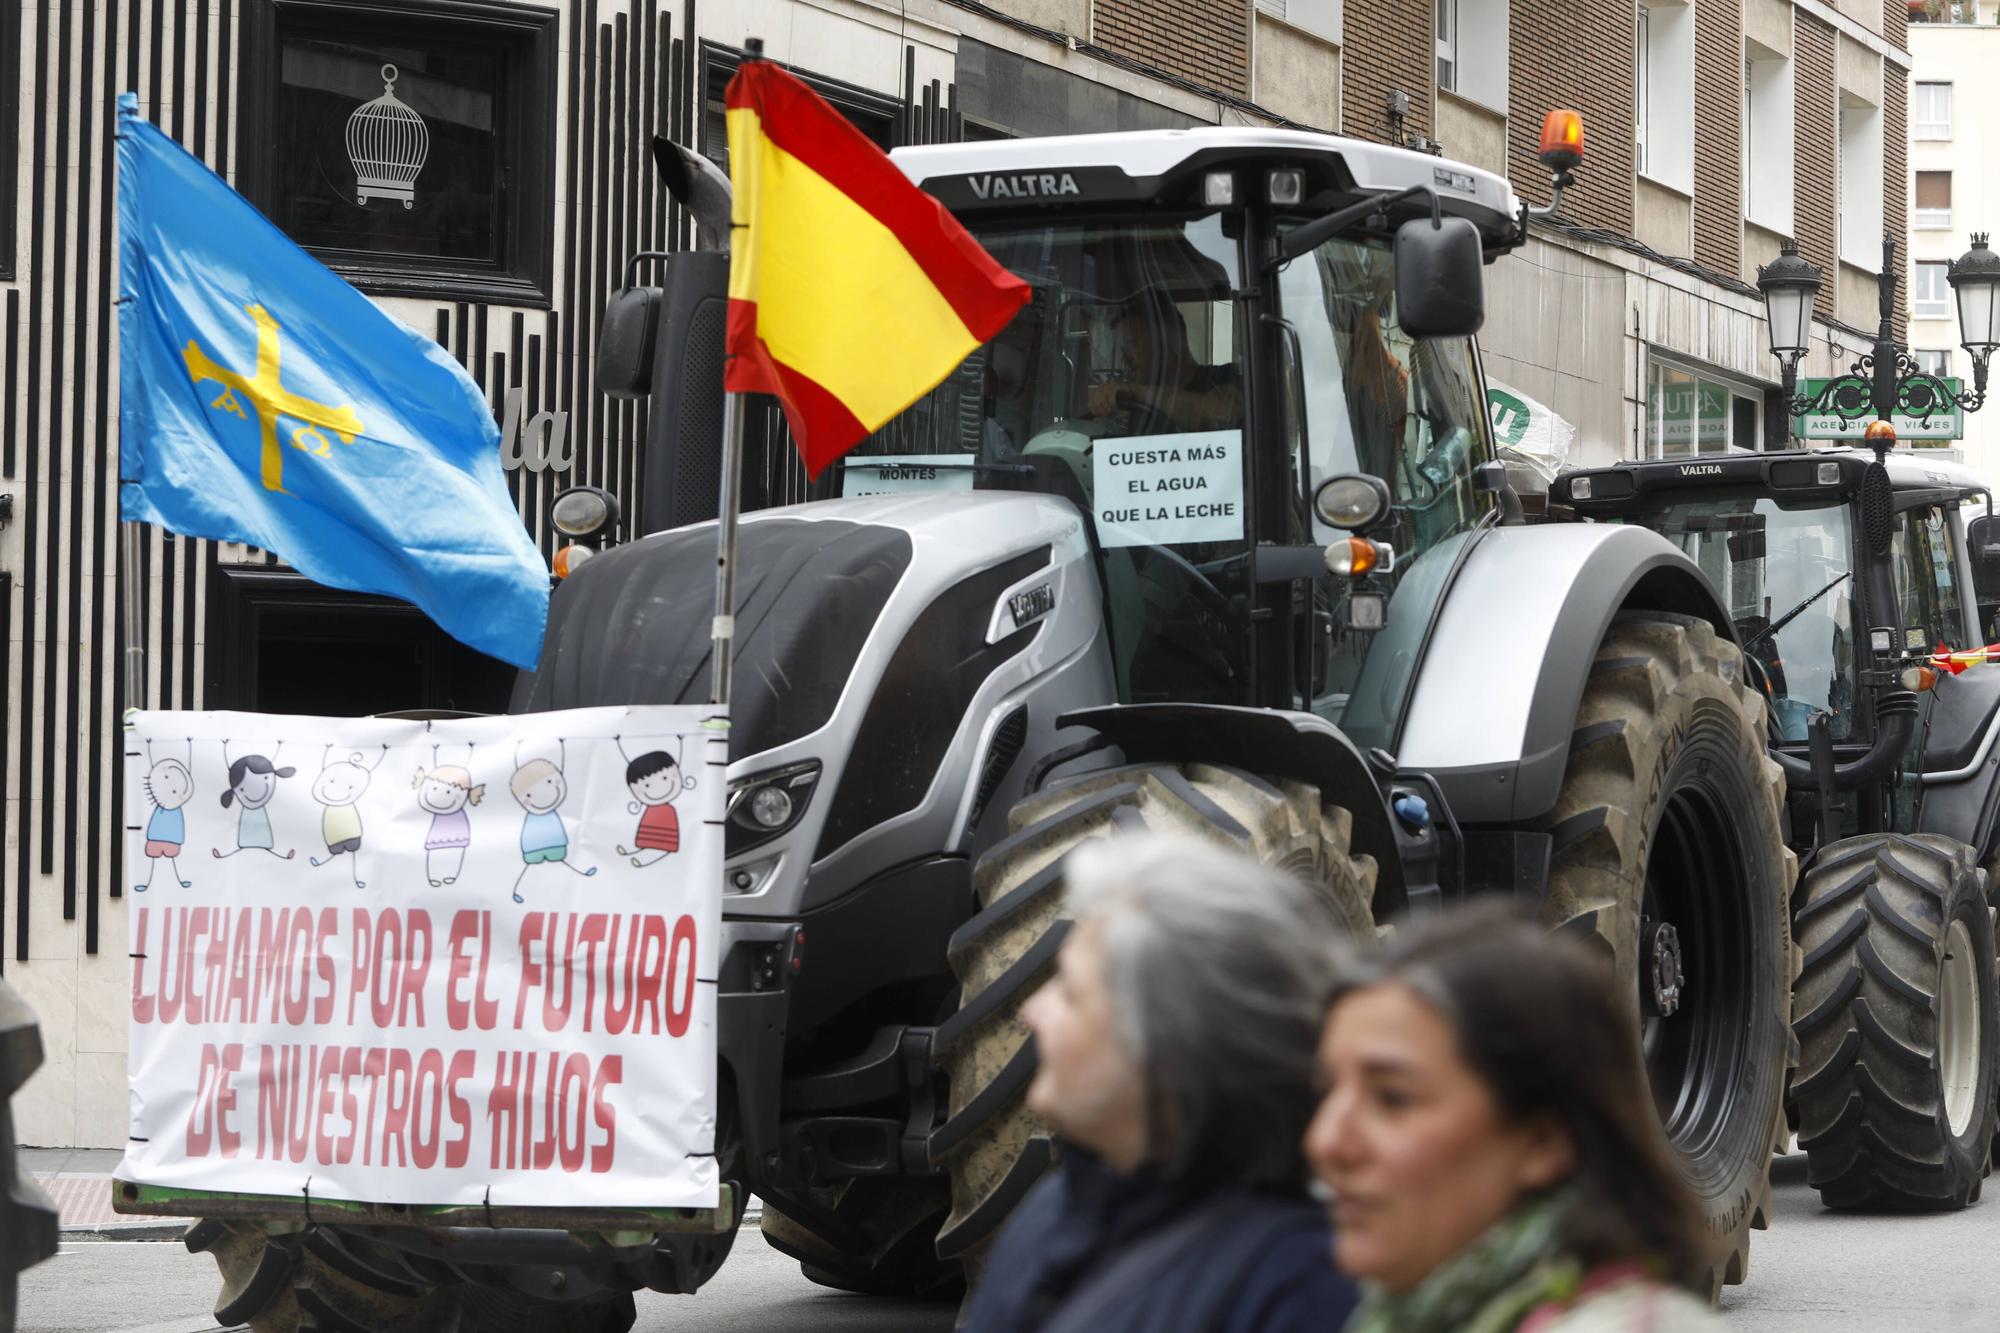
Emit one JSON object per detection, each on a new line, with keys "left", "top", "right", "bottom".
{"left": 120, "top": 521, "right": 147, "bottom": 714}
{"left": 708, "top": 390, "right": 746, "bottom": 708}
{"left": 707, "top": 34, "right": 761, "bottom": 709}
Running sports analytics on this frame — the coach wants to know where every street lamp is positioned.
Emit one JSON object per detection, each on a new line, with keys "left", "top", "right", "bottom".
{"left": 1757, "top": 233, "right": 1997, "bottom": 450}
{"left": 1757, "top": 241, "right": 1820, "bottom": 399}
{"left": 1949, "top": 234, "right": 2000, "bottom": 393}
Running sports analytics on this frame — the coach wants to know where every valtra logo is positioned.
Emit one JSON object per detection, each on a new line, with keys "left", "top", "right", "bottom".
{"left": 966, "top": 172, "right": 1083, "bottom": 201}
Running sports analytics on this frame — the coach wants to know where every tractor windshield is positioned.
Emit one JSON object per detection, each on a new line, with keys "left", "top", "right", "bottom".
{"left": 1620, "top": 498, "right": 1860, "bottom": 743}
{"left": 849, "top": 209, "right": 1494, "bottom": 734}
{"left": 852, "top": 212, "right": 1257, "bottom": 706}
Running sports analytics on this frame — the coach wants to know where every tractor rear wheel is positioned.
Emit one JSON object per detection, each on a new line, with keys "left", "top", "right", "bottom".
{"left": 1792, "top": 833, "right": 1999, "bottom": 1209}
{"left": 1539, "top": 612, "right": 1795, "bottom": 1293}
{"left": 929, "top": 761, "right": 1379, "bottom": 1278}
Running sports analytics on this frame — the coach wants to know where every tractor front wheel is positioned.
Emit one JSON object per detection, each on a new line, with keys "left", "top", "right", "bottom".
{"left": 1539, "top": 612, "right": 1796, "bottom": 1293}
{"left": 1792, "top": 833, "right": 1999, "bottom": 1209}
{"left": 929, "top": 761, "right": 1379, "bottom": 1280}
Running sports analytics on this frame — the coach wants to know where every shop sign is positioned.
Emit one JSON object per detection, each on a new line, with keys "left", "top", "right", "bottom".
{"left": 1790, "top": 377, "right": 1965, "bottom": 441}
{"left": 499, "top": 388, "right": 572, "bottom": 473}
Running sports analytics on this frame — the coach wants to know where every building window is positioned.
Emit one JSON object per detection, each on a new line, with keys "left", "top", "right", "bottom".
{"left": 1258, "top": 0, "right": 1342, "bottom": 39}
{"left": 1637, "top": 0, "right": 1693, "bottom": 192}
{"left": 1916, "top": 349, "right": 1952, "bottom": 377}
{"left": 1915, "top": 82, "right": 1953, "bottom": 138}
{"left": 1742, "top": 43, "right": 1793, "bottom": 232}
{"left": 1435, "top": 0, "right": 1507, "bottom": 110}
{"left": 1839, "top": 100, "right": 1883, "bottom": 270}
{"left": 700, "top": 44, "right": 900, "bottom": 171}
{"left": 1645, "top": 359, "right": 1764, "bottom": 457}
{"left": 0, "top": 0, "right": 16, "bottom": 279}
{"left": 1916, "top": 171, "right": 1953, "bottom": 229}
{"left": 1436, "top": 0, "right": 1457, "bottom": 91}
{"left": 239, "top": 0, "right": 559, "bottom": 307}
{"left": 1911, "top": 0, "right": 1970, "bottom": 20}
{"left": 1914, "top": 261, "right": 1953, "bottom": 319}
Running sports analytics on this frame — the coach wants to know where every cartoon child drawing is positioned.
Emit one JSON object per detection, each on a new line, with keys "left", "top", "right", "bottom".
{"left": 308, "top": 744, "right": 388, "bottom": 889}
{"left": 614, "top": 738, "right": 697, "bottom": 867}
{"left": 134, "top": 739, "right": 195, "bottom": 893}
{"left": 413, "top": 746, "right": 484, "bottom": 887}
{"left": 213, "top": 742, "right": 297, "bottom": 860}
{"left": 509, "top": 741, "right": 597, "bottom": 904}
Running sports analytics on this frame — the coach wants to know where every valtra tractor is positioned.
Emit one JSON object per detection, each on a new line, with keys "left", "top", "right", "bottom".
{"left": 1558, "top": 438, "right": 2000, "bottom": 1211}
{"left": 189, "top": 110, "right": 1799, "bottom": 1327}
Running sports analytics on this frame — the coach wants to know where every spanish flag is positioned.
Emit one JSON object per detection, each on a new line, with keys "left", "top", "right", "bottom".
{"left": 724, "top": 56, "right": 1031, "bottom": 478}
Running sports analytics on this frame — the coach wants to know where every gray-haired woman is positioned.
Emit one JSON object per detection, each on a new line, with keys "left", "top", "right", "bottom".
{"left": 960, "top": 833, "right": 1361, "bottom": 1333}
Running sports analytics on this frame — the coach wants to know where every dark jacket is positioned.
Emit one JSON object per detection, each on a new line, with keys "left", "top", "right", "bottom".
{"left": 960, "top": 1150, "right": 1358, "bottom": 1333}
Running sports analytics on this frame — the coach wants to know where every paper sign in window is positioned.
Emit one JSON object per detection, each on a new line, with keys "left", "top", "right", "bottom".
{"left": 1091, "top": 431, "right": 1244, "bottom": 549}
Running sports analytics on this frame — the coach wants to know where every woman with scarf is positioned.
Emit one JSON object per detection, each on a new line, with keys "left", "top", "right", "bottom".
{"left": 1307, "top": 906, "right": 1717, "bottom": 1333}
{"left": 960, "top": 833, "right": 1359, "bottom": 1333}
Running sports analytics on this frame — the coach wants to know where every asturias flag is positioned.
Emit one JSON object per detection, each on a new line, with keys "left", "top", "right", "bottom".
{"left": 724, "top": 57, "right": 1031, "bottom": 478}
{"left": 115, "top": 93, "right": 549, "bottom": 668}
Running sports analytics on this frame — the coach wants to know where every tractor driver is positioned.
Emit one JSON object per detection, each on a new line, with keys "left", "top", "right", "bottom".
{"left": 1086, "top": 293, "right": 1243, "bottom": 435}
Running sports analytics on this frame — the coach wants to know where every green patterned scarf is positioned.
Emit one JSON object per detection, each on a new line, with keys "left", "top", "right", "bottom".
{"left": 1343, "top": 1192, "right": 1584, "bottom": 1333}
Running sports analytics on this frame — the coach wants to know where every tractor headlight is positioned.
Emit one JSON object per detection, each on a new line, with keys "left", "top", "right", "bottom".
{"left": 551, "top": 485, "right": 622, "bottom": 541}
{"left": 1314, "top": 473, "right": 1392, "bottom": 531}
{"left": 727, "top": 760, "right": 821, "bottom": 856}
{"left": 748, "top": 785, "right": 795, "bottom": 829}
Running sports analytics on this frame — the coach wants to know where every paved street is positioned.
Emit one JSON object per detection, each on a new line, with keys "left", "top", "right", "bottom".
{"left": 15, "top": 1151, "right": 2000, "bottom": 1332}
{"left": 16, "top": 1224, "right": 956, "bottom": 1333}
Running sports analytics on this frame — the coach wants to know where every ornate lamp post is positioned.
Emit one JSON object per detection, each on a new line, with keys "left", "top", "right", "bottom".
{"left": 1757, "top": 233, "right": 2000, "bottom": 444}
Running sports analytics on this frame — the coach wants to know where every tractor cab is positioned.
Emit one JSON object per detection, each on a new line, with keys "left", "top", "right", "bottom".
{"left": 1555, "top": 447, "right": 2000, "bottom": 841}
{"left": 843, "top": 129, "right": 1519, "bottom": 748}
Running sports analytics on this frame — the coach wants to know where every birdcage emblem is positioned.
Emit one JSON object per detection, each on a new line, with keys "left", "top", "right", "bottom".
{"left": 346, "top": 64, "right": 428, "bottom": 209}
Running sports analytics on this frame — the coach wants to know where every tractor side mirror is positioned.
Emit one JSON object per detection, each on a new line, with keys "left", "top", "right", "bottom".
{"left": 1968, "top": 514, "right": 2000, "bottom": 611}
{"left": 1393, "top": 216, "right": 1485, "bottom": 339}
{"left": 597, "top": 285, "right": 662, "bottom": 399}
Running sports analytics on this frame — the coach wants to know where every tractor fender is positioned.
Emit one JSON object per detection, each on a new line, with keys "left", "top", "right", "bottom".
{"left": 1054, "top": 702, "right": 1406, "bottom": 911}
{"left": 1396, "top": 522, "right": 1731, "bottom": 824}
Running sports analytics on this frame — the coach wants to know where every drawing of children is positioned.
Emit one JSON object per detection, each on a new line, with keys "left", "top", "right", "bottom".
{"left": 509, "top": 741, "right": 597, "bottom": 904}
{"left": 308, "top": 744, "right": 388, "bottom": 889}
{"left": 213, "top": 742, "right": 297, "bottom": 861}
{"left": 134, "top": 739, "right": 195, "bottom": 893}
{"left": 414, "top": 747, "right": 484, "bottom": 887}
{"left": 614, "top": 740, "right": 697, "bottom": 867}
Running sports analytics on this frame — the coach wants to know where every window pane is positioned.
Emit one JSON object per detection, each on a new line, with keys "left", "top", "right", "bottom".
{"left": 1916, "top": 262, "right": 1952, "bottom": 316}
{"left": 273, "top": 37, "right": 505, "bottom": 263}
{"left": 1649, "top": 364, "right": 1700, "bottom": 456}
{"left": 1916, "top": 82, "right": 1952, "bottom": 136}
{"left": 1917, "top": 349, "right": 1950, "bottom": 376}
{"left": 1732, "top": 394, "right": 1760, "bottom": 451}
{"left": 1917, "top": 171, "right": 1952, "bottom": 209}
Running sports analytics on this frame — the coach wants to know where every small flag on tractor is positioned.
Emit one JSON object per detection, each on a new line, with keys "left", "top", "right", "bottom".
{"left": 722, "top": 55, "right": 1031, "bottom": 478}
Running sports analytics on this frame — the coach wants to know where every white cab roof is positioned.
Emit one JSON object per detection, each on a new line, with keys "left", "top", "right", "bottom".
{"left": 893, "top": 127, "right": 1521, "bottom": 226}
{"left": 1811, "top": 446, "right": 1990, "bottom": 493}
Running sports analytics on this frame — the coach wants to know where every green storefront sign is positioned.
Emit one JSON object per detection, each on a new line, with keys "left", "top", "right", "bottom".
{"left": 1790, "top": 377, "right": 1965, "bottom": 442}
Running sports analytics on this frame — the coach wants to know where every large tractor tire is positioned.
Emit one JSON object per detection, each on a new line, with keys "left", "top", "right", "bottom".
{"left": 929, "top": 762, "right": 1379, "bottom": 1276}
{"left": 1539, "top": 613, "right": 1796, "bottom": 1292}
{"left": 186, "top": 1221, "right": 637, "bottom": 1332}
{"left": 760, "top": 1178, "right": 962, "bottom": 1299}
{"left": 1792, "top": 833, "right": 1999, "bottom": 1209}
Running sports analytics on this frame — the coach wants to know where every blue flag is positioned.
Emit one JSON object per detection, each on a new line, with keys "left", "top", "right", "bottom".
{"left": 115, "top": 93, "right": 549, "bottom": 668}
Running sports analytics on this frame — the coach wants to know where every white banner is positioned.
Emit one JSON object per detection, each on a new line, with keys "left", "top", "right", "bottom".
{"left": 1091, "top": 431, "right": 1244, "bottom": 549}
{"left": 116, "top": 706, "right": 724, "bottom": 1209}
